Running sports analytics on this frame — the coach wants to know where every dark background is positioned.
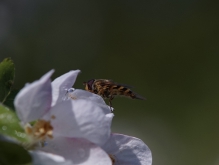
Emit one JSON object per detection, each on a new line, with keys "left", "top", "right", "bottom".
{"left": 1, "top": 1, "right": 219, "bottom": 165}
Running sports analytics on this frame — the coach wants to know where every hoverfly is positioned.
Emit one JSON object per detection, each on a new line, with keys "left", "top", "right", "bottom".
{"left": 83, "top": 79, "right": 146, "bottom": 110}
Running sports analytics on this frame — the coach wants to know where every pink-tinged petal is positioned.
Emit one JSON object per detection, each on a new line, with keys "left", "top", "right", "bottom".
{"left": 66, "top": 89, "right": 112, "bottom": 114}
{"left": 43, "top": 99, "right": 113, "bottom": 146}
{"left": 14, "top": 70, "right": 54, "bottom": 123}
{"left": 30, "top": 151, "right": 73, "bottom": 165}
{"left": 51, "top": 70, "right": 80, "bottom": 106}
{"left": 102, "top": 133, "right": 152, "bottom": 165}
{"left": 41, "top": 137, "right": 112, "bottom": 165}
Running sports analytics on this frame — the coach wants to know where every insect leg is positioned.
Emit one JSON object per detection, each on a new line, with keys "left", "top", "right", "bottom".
{"left": 109, "top": 96, "right": 114, "bottom": 112}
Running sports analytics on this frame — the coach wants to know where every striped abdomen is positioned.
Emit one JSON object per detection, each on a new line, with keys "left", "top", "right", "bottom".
{"left": 110, "top": 85, "right": 145, "bottom": 100}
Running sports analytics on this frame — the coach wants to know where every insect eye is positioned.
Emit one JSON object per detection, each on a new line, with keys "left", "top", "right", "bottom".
{"left": 87, "top": 79, "right": 95, "bottom": 90}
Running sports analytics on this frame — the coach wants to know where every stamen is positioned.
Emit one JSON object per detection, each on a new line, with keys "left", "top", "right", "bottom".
{"left": 25, "top": 120, "right": 53, "bottom": 141}
{"left": 39, "top": 128, "right": 45, "bottom": 133}
{"left": 47, "top": 130, "right": 53, "bottom": 135}
{"left": 25, "top": 126, "right": 32, "bottom": 134}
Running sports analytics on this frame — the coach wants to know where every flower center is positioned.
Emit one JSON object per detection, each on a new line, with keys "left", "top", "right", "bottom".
{"left": 25, "top": 120, "right": 53, "bottom": 141}
{"left": 109, "top": 154, "right": 116, "bottom": 165}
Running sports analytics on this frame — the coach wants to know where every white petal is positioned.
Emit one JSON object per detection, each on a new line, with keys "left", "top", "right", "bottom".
{"left": 102, "top": 133, "right": 152, "bottom": 165}
{"left": 14, "top": 70, "right": 54, "bottom": 123}
{"left": 40, "top": 137, "right": 112, "bottom": 165}
{"left": 30, "top": 151, "right": 73, "bottom": 165}
{"left": 43, "top": 99, "right": 114, "bottom": 146}
{"left": 66, "top": 89, "right": 112, "bottom": 114}
{"left": 51, "top": 70, "right": 80, "bottom": 106}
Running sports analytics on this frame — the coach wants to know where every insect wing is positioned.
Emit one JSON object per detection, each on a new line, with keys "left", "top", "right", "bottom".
{"left": 115, "top": 83, "right": 134, "bottom": 89}
{"left": 133, "top": 92, "right": 146, "bottom": 100}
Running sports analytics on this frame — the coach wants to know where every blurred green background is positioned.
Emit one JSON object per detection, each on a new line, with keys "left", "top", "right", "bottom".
{"left": 1, "top": 0, "right": 219, "bottom": 165}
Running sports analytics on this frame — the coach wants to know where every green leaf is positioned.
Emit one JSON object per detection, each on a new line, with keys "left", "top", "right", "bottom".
{"left": 0, "top": 140, "right": 32, "bottom": 165}
{"left": 0, "top": 58, "right": 15, "bottom": 103}
{"left": 0, "top": 104, "right": 29, "bottom": 142}
{"left": 3, "top": 89, "right": 19, "bottom": 111}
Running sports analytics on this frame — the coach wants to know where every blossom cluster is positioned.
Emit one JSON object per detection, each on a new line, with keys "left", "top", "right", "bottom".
{"left": 14, "top": 70, "right": 152, "bottom": 165}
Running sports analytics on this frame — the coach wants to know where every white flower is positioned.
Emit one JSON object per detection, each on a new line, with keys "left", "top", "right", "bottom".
{"left": 14, "top": 70, "right": 114, "bottom": 164}
{"left": 36, "top": 136, "right": 112, "bottom": 165}
{"left": 31, "top": 137, "right": 112, "bottom": 165}
{"left": 30, "top": 151, "right": 73, "bottom": 165}
{"left": 14, "top": 70, "right": 113, "bottom": 145}
{"left": 101, "top": 133, "right": 152, "bottom": 165}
